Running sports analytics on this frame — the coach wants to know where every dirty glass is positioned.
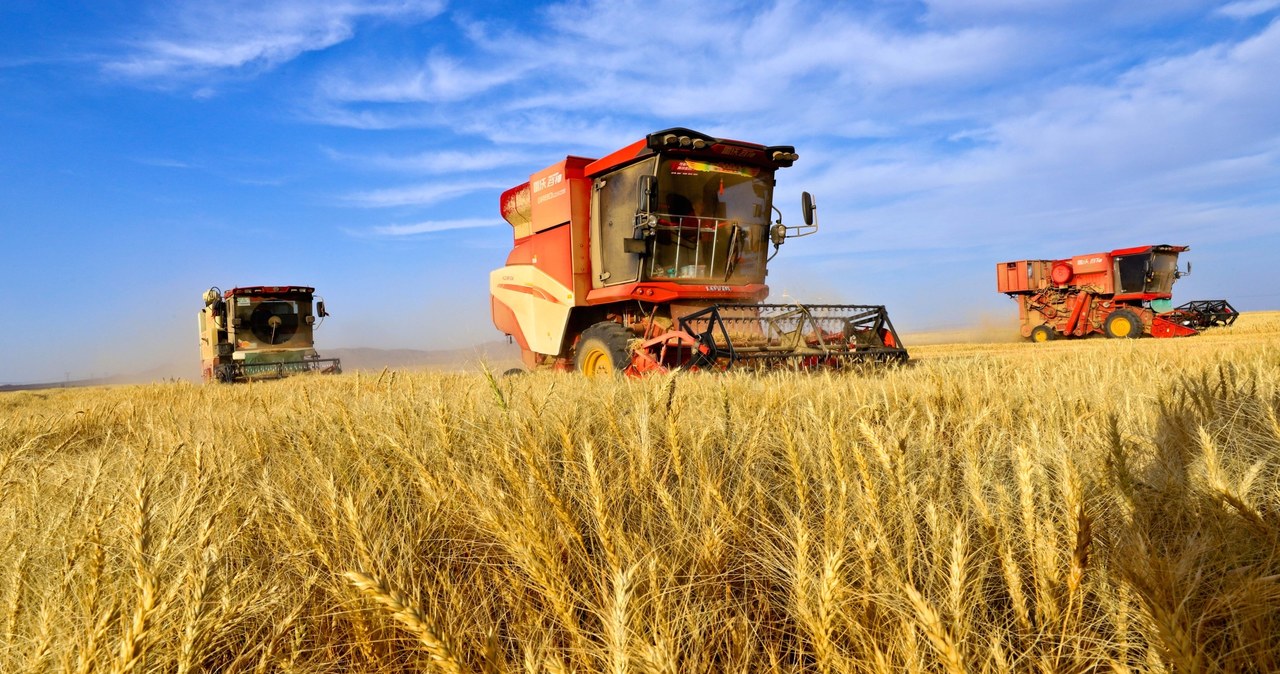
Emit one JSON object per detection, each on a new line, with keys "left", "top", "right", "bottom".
{"left": 595, "top": 157, "right": 656, "bottom": 286}
{"left": 1114, "top": 255, "right": 1148, "bottom": 295}
{"left": 233, "top": 297, "right": 312, "bottom": 347}
{"left": 648, "top": 158, "right": 773, "bottom": 285}
{"left": 1146, "top": 252, "right": 1179, "bottom": 294}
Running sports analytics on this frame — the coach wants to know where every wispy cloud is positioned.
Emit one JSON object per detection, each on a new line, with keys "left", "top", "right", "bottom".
{"left": 323, "top": 147, "right": 536, "bottom": 174}
{"left": 303, "top": 1, "right": 1097, "bottom": 144}
{"left": 1217, "top": 0, "right": 1280, "bottom": 19}
{"left": 320, "top": 53, "right": 525, "bottom": 103}
{"left": 102, "top": 0, "right": 445, "bottom": 84}
{"left": 132, "top": 157, "right": 195, "bottom": 169}
{"left": 344, "top": 180, "right": 505, "bottom": 207}
{"left": 358, "top": 218, "right": 503, "bottom": 237}
{"left": 303, "top": 0, "right": 1280, "bottom": 266}
{"left": 773, "top": 15, "right": 1280, "bottom": 256}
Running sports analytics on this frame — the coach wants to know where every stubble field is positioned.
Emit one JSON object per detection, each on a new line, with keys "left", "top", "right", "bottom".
{"left": 1, "top": 313, "right": 1278, "bottom": 673}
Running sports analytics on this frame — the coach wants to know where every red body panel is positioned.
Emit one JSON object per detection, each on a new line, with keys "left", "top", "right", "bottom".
{"left": 491, "top": 296, "right": 530, "bottom": 350}
{"left": 584, "top": 139, "right": 650, "bottom": 177}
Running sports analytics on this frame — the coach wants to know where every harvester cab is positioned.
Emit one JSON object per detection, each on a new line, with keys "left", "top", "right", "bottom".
{"left": 996, "top": 245, "right": 1236, "bottom": 341}
{"left": 491, "top": 127, "right": 907, "bottom": 375}
{"left": 198, "top": 285, "right": 342, "bottom": 383}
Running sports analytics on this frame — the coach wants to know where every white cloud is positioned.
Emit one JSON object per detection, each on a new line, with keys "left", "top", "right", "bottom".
{"left": 344, "top": 180, "right": 505, "bottom": 207}
{"left": 783, "top": 17, "right": 1280, "bottom": 258}
{"left": 301, "top": 0, "right": 1280, "bottom": 282}
{"left": 103, "top": 0, "right": 445, "bottom": 82}
{"left": 1217, "top": 0, "right": 1280, "bottom": 19}
{"left": 361, "top": 218, "right": 502, "bottom": 236}
{"left": 321, "top": 53, "right": 525, "bottom": 103}
{"left": 922, "top": 0, "right": 1211, "bottom": 25}
{"left": 132, "top": 157, "right": 195, "bottom": 169}
{"left": 306, "top": 0, "right": 1074, "bottom": 148}
{"left": 323, "top": 147, "right": 536, "bottom": 173}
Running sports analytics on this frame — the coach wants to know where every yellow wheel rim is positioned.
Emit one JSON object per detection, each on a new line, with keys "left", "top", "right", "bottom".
{"left": 1110, "top": 316, "right": 1132, "bottom": 337}
{"left": 581, "top": 348, "right": 613, "bottom": 377}
{"left": 1033, "top": 329, "right": 1049, "bottom": 342}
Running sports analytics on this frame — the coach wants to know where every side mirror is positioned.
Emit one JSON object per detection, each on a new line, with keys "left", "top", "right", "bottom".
{"left": 638, "top": 175, "right": 658, "bottom": 214}
{"left": 317, "top": 301, "right": 329, "bottom": 318}
{"left": 801, "top": 191, "right": 817, "bottom": 226}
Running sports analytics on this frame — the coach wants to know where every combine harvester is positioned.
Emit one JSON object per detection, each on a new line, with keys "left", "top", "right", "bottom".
{"left": 997, "top": 245, "right": 1236, "bottom": 342}
{"left": 198, "top": 286, "right": 342, "bottom": 383}
{"left": 491, "top": 127, "right": 907, "bottom": 375}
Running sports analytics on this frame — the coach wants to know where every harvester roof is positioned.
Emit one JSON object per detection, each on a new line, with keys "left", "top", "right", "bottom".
{"left": 1108, "top": 244, "right": 1188, "bottom": 256}
{"left": 225, "top": 285, "right": 315, "bottom": 297}
{"left": 583, "top": 127, "right": 798, "bottom": 177}
{"left": 499, "top": 127, "right": 800, "bottom": 231}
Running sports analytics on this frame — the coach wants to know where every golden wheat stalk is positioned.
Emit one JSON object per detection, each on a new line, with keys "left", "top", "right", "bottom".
{"left": 903, "top": 584, "right": 966, "bottom": 674}
{"left": 343, "top": 570, "right": 465, "bottom": 674}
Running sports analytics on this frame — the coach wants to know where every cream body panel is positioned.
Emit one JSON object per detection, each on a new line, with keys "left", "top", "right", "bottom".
{"left": 490, "top": 264, "right": 575, "bottom": 356}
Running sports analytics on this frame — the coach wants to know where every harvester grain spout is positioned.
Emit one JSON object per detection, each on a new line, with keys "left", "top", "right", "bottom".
{"left": 490, "top": 127, "right": 908, "bottom": 375}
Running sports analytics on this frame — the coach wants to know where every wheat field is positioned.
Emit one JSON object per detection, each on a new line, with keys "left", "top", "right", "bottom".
{"left": 2, "top": 313, "right": 1278, "bottom": 673}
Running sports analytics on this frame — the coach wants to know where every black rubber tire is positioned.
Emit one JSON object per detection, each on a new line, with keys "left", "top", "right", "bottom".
{"left": 1104, "top": 309, "right": 1144, "bottom": 339}
{"left": 502, "top": 367, "right": 526, "bottom": 377}
{"left": 1029, "top": 325, "right": 1056, "bottom": 343}
{"left": 574, "top": 321, "right": 634, "bottom": 376}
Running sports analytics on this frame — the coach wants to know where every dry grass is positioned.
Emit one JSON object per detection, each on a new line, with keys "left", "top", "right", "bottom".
{"left": 1, "top": 312, "right": 1278, "bottom": 673}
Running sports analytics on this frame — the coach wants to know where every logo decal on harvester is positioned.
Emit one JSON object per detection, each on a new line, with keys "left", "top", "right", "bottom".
{"left": 705, "top": 285, "right": 731, "bottom": 292}
{"left": 532, "top": 172, "right": 563, "bottom": 192}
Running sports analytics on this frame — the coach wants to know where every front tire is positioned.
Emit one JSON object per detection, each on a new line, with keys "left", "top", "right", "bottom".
{"left": 1104, "top": 309, "right": 1143, "bottom": 339}
{"left": 1030, "top": 325, "right": 1056, "bottom": 343}
{"left": 575, "top": 322, "right": 634, "bottom": 377}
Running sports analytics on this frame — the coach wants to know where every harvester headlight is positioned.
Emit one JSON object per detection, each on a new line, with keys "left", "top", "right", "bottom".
{"left": 663, "top": 133, "right": 678, "bottom": 146}
{"left": 691, "top": 138, "right": 707, "bottom": 149}
{"left": 678, "top": 135, "right": 692, "bottom": 147}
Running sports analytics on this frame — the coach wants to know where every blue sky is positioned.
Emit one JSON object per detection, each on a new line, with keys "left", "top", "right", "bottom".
{"left": 2, "top": 0, "right": 1278, "bottom": 383}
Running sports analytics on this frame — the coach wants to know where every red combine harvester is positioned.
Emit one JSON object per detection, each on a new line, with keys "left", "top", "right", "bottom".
{"left": 491, "top": 127, "right": 907, "bottom": 375}
{"left": 997, "top": 244, "right": 1236, "bottom": 342}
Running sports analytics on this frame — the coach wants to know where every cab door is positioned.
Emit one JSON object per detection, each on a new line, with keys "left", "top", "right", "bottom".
{"left": 589, "top": 157, "right": 655, "bottom": 288}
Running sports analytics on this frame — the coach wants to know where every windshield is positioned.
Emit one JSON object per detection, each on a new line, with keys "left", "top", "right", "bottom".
{"left": 232, "top": 295, "right": 313, "bottom": 348}
{"left": 648, "top": 158, "right": 773, "bottom": 284}
{"left": 1115, "top": 252, "right": 1180, "bottom": 296}
{"left": 1147, "top": 252, "right": 1179, "bottom": 295}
